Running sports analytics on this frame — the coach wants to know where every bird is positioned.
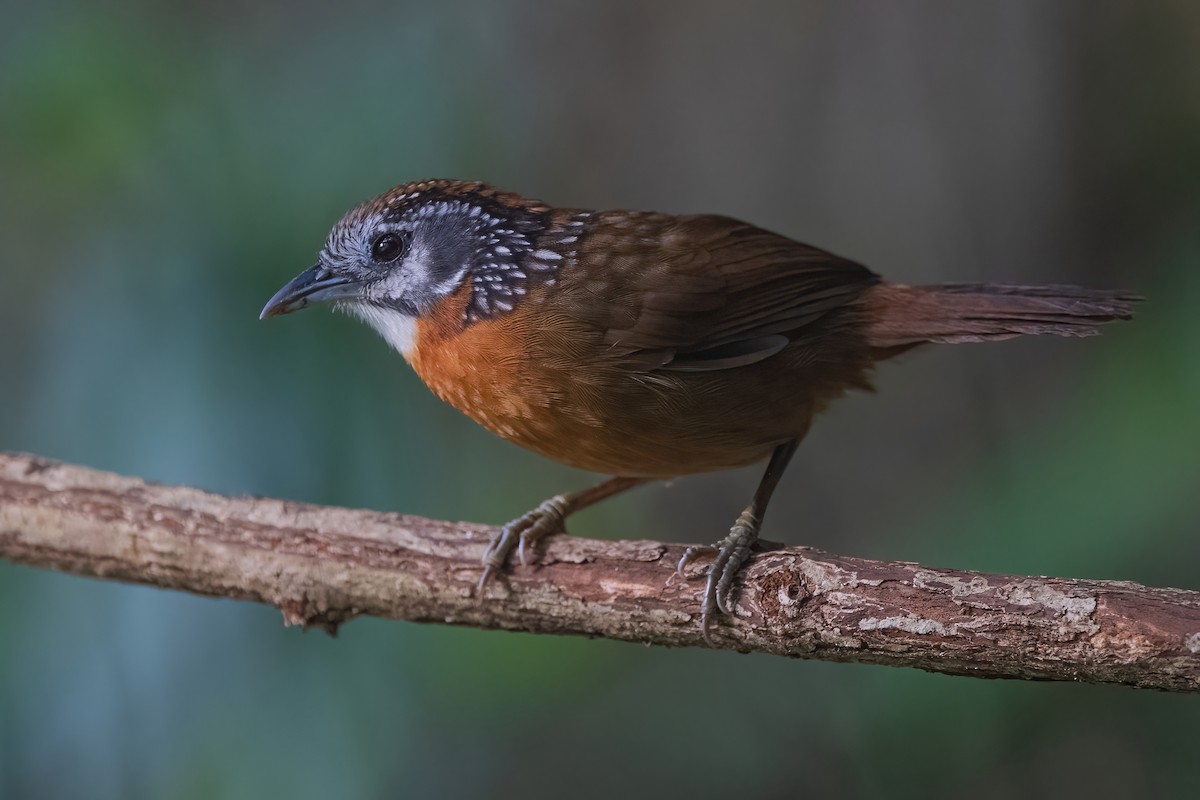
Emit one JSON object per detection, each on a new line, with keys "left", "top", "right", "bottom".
{"left": 260, "top": 178, "right": 1138, "bottom": 640}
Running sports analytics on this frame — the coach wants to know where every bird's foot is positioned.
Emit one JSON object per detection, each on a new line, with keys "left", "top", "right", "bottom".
{"left": 477, "top": 495, "right": 569, "bottom": 594}
{"left": 677, "top": 508, "right": 760, "bottom": 644}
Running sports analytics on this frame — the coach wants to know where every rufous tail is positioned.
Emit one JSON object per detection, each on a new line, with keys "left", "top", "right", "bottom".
{"left": 865, "top": 282, "right": 1140, "bottom": 351}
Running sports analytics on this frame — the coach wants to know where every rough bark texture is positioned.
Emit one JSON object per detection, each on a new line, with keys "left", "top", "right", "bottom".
{"left": 2, "top": 451, "right": 1198, "bottom": 691}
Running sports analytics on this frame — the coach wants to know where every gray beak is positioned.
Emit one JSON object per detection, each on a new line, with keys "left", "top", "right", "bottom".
{"left": 259, "top": 265, "right": 365, "bottom": 319}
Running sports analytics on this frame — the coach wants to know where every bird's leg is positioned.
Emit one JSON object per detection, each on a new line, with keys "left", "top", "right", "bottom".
{"left": 478, "top": 476, "right": 648, "bottom": 592}
{"left": 677, "top": 439, "right": 800, "bottom": 641}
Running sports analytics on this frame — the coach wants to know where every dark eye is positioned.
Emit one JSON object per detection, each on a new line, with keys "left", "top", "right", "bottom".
{"left": 371, "top": 231, "right": 409, "bottom": 263}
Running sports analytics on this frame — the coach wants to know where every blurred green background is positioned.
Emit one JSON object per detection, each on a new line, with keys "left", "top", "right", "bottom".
{"left": 2, "top": 1, "right": 1199, "bottom": 798}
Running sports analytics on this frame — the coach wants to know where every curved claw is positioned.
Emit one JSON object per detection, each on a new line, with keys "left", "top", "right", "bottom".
{"left": 679, "top": 511, "right": 761, "bottom": 643}
{"left": 715, "top": 536, "right": 752, "bottom": 615}
{"left": 481, "top": 524, "right": 520, "bottom": 568}
{"left": 699, "top": 595, "right": 720, "bottom": 646}
{"left": 476, "top": 563, "right": 498, "bottom": 596}
{"left": 517, "top": 496, "right": 567, "bottom": 566}
{"left": 676, "top": 544, "right": 716, "bottom": 578}
{"left": 477, "top": 496, "right": 569, "bottom": 593}
{"left": 477, "top": 521, "right": 526, "bottom": 596}
{"left": 701, "top": 609, "right": 718, "bottom": 646}
{"left": 701, "top": 544, "right": 733, "bottom": 617}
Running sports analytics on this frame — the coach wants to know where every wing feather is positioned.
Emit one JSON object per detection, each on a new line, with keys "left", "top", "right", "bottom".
{"left": 570, "top": 213, "right": 878, "bottom": 371}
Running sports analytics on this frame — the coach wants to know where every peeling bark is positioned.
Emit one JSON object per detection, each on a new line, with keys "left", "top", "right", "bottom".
{"left": 1, "top": 451, "right": 1198, "bottom": 691}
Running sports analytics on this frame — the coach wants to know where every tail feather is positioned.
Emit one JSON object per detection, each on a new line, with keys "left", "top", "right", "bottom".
{"left": 865, "top": 282, "right": 1140, "bottom": 348}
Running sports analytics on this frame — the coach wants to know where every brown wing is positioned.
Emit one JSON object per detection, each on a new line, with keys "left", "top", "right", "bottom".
{"left": 566, "top": 212, "right": 879, "bottom": 371}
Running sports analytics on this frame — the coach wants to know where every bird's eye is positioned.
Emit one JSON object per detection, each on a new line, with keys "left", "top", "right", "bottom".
{"left": 371, "top": 231, "right": 409, "bottom": 263}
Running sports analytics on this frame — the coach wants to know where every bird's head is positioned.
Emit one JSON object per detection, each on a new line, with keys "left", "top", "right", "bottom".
{"left": 260, "top": 179, "right": 564, "bottom": 357}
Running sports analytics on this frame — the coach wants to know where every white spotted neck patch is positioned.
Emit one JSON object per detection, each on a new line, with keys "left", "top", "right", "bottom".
{"left": 465, "top": 211, "right": 592, "bottom": 323}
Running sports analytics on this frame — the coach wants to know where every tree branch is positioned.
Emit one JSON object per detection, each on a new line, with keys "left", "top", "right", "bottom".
{"left": 2, "top": 451, "right": 1198, "bottom": 691}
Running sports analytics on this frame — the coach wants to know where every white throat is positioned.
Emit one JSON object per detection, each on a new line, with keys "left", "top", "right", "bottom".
{"left": 343, "top": 303, "right": 418, "bottom": 361}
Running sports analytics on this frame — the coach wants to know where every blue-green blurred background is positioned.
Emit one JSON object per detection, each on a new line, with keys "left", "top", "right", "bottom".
{"left": 2, "top": 2, "right": 1199, "bottom": 798}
